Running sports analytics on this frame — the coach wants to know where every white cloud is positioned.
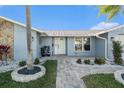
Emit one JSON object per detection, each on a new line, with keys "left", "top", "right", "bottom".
{"left": 90, "top": 22, "right": 119, "bottom": 30}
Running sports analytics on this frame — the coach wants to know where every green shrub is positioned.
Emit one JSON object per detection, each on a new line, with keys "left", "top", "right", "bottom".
{"left": 112, "top": 41, "right": 123, "bottom": 65}
{"left": 95, "top": 58, "right": 105, "bottom": 65}
{"left": 84, "top": 59, "right": 90, "bottom": 64}
{"left": 19, "top": 61, "right": 26, "bottom": 67}
{"left": 34, "top": 58, "right": 40, "bottom": 65}
{"left": 76, "top": 59, "right": 82, "bottom": 64}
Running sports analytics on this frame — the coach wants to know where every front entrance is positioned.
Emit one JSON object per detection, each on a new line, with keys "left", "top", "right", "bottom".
{"left": 54, "top": 37, "right": 66, "bottom": 55}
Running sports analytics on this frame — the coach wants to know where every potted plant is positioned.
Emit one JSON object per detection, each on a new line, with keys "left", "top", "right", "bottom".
{"left": 41, "top": 46, "right": 50, "bottom": 57}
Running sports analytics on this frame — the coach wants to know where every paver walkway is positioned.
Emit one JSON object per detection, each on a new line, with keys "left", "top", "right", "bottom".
{"left": 56, "top": 56, "right": 85, "bottom": 88}
{"left": 41, "top": 56, "right": 124, "bottom": 88}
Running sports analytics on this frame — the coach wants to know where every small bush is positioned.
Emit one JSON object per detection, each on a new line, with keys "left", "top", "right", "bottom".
{"left": 112, "top": 41, "right": 123, "bottom": 65}
{"left": 19, "top": 61, "right": 26, "bottom": 67}
{"left": 34, "top": 58, "right": 40, "bottom": 65}
{"left": 95, "top": 58, "right": 105, "bottom": 65}
{"left": 84, "top": 59, "right": 90, "bottom": 64}
{"left": 76, "top": 59, "right": 82, "bottom": 64}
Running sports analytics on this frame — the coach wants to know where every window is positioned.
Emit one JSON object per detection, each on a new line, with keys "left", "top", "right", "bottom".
{"left": 74, "top": 37, "right": 90, "bottom": 52}
{"left": 75, "top": 37, "right": 82, "bottom": 51}
{"left": 83, "top": 37, "right": 90, "bottom": 51}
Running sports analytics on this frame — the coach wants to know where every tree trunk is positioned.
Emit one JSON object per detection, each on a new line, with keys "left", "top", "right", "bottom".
{"left": 26, "top": 5, "right": 33, "bottom": 70}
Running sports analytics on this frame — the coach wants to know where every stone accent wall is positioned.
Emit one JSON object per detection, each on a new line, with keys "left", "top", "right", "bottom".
{"left": 0, "top": 19, "right": 14, "bottom": 61}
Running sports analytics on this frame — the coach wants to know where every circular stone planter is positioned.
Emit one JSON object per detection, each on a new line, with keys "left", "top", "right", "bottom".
{"left": 11, "top": 65, "right": 46, "bottom": 82}
{"left": 114, "top": 70, "right": 124, "bottom": 85}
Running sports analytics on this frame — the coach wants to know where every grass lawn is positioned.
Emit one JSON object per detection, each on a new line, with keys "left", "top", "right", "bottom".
{"left": 82, "top": 74, "right": 124, "bottom": 88}
{"left": 0, "top": 60, "right": 57, "bottom": 88}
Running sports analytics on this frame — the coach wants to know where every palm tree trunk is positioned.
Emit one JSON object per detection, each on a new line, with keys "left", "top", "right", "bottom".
{"left": 26, "top": 5, "right": 33, "bottom": 70}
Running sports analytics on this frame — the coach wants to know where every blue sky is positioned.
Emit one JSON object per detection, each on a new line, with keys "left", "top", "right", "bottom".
{"left": 0, "top": 5, "right": 124, "bottom": 30}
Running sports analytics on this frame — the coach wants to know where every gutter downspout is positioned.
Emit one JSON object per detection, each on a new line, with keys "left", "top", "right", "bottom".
{"left": 96, "top": 35, "right": 109, "bottom": 61}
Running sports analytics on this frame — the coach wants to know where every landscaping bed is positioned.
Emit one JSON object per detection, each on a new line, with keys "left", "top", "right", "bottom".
{"left": 82, "top": 74, "right": 124, "bottom": 88}
{"left": 0, "top": 60, "right": 57, "bottom": 88}
{"left": 76, "top": 58, "right": 106, "bottom": 65}
{"left": 17, "top": 66, "right": 41, "bottom": 75}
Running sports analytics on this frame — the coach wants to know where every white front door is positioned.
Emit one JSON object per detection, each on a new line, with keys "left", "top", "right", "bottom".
{"left": 54, "top": 37, "right": 66, "bottom": 55}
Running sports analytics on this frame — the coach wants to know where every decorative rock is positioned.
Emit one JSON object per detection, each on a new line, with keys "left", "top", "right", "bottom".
{"left": 114, "top": 70, "right": 124, "bottom": 85}
{"left": 11, "top": 65, "right": 46, "bottom": 82}
{"left": 0, "top": 63, "right": 18, "bottom": 73}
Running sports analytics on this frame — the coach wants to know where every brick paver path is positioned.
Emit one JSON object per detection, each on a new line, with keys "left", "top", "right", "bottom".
{"left": 41, "top": 56, "right": 124, "bottom": 88}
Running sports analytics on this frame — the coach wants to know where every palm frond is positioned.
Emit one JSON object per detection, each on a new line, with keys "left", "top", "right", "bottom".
{"left": 108, "top": 6, "right": 120, "bottom": 19}
{"left": 98, "top": 5, "right": 120, "bottom": 20}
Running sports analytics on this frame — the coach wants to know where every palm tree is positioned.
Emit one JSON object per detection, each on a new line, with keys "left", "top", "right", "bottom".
{"left": 98, "top": 5, "right": 124, "bottom": 20}
{"left": 26, "top": 5, "right": 33, "bottom": 70}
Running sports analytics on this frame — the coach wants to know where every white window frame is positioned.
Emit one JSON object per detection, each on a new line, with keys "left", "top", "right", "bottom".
{"left": 74, "top": 37, "right": 91, "bottom": 52}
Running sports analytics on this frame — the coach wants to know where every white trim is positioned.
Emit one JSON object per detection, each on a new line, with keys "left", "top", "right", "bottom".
{"left": 74, "top": 37, "right": 91, "bottom": 53}
{"left": 0, "top": 16, "right": 44, "bottom": 33}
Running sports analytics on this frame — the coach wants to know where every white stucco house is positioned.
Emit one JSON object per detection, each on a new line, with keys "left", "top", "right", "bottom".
{"left": 0, "top": 16, "right": 124, "bottom": 63}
